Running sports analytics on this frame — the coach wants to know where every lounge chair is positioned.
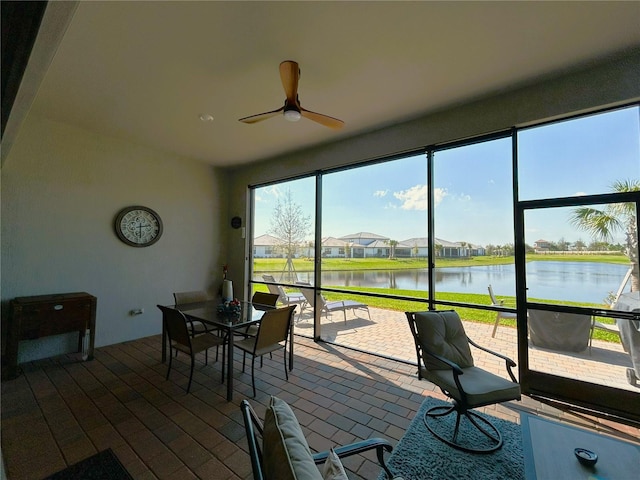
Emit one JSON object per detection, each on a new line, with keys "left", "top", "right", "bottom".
{"left": 296, "top": 282, "right": 370, "bottom": 324}
{"left": 488, "top": 284, "right": 518, "bottom": 337}
{"left": 262, "top": 274, "right": 308, "bottom": 312}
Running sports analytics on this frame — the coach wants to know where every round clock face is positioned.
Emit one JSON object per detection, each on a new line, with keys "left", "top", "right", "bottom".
{"left": 115, "top": 206, "right": 163, "bottom": 247}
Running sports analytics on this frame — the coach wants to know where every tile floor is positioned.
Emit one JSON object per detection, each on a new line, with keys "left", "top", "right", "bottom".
{"left": 2, "top": 334, "right": 639, "bottom": 480}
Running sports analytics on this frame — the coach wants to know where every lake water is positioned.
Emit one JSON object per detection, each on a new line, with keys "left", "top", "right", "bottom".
{"left": 289, "top": 261, "right": 630, "bottom": 304}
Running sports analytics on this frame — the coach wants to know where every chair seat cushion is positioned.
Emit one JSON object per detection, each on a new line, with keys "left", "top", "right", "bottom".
{"left": 263, "top": 396, "right": 323, "bottom": 480}
{"left": 422, "top": 366, "right": 521, "bottom": 407}
{"left": 326, "top": 300, "right": 367, "bottom": 311}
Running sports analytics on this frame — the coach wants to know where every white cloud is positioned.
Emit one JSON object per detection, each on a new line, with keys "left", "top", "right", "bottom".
{"left": 373, "top": 189, "right": 389, "bottom": 197}
{"left": 574, "top": 191, "right": 587, "bottom": 196}
{"left": 394, "top": 184, "right": 428, "bottom": 210}
{"left": 434, "top": 187, "right": 448, "bottom": 206}
{"left": 384, "top": 202, "right": 398, "bottom": 210}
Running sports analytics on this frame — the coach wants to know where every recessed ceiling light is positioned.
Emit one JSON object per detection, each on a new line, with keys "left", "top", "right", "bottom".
{"left": 199, "top": 114, "right": 214, "bottom": 122}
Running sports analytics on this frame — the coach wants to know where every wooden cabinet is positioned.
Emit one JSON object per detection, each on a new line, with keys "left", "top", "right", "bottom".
{"left": 4, "top": 292, "right": 96, "bottom": 380}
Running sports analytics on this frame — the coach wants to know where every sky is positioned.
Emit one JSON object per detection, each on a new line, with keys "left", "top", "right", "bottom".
{"left": 253, "top": 106, "right": 640, "bottom": 247}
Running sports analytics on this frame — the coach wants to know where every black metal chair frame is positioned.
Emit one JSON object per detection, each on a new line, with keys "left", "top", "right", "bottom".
{"left": 240, "top": 399, "right": 394, "bottom": 480}
{"left": 406, "top": 311, "right": 520, "bottom": 454}
{"left": 235, "top": 305, "right": 295, "bottom": 397}
{"left": 158, "top": 305, "right": 226, "bottom": 393}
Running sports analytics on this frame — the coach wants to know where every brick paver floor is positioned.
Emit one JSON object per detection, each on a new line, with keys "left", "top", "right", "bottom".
{"left": 294, "top": 306, "right": 637, "bottom": 392}
{"left": 2, "top": 328, "right": 638, "bottom": 479}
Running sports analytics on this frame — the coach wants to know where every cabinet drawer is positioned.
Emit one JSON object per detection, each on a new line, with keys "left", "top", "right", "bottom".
{"left": 18, "top": 301, "right": 92, "bottom": 339}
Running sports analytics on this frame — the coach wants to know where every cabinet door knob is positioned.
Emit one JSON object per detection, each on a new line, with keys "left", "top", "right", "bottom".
{"left": 54, "top": 305, "right": 63, "bottom": 311}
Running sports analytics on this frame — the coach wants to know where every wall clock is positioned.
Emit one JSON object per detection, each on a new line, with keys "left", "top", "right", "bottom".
{"left": 114, "top": 206, "right": 163, "bottom": 247}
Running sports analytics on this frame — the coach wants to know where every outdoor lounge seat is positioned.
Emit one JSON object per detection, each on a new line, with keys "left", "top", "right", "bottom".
{"left": 241, "top": 396, "right": 396, "bottom": 480}
{"left": 406, "top": 309, "right": 521, "bottom": 453}
{"left": 262, "top": 274, "right": 308, "bottom": 315}
{"left": 297, "top": 282, "right": 370, "bottom": 324}
{"left": 488, "top": 285, "right": 518, "bottom": 337}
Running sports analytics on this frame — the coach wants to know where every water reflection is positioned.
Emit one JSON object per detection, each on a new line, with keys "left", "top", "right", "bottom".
{"left": 267, "top": 262, "right": 630, "bottom": 304}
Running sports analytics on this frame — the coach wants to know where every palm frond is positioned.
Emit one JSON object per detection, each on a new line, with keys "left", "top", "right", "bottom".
{"left": 569, "top": 207, "right": 622, "bottom": 242}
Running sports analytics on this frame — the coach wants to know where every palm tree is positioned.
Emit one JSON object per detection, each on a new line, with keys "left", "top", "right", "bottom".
{"left": 570, "top": 179, "right": 639, "bottom": 292}
{"left": 385, "top": 239, "right": 398, "bottom": 259}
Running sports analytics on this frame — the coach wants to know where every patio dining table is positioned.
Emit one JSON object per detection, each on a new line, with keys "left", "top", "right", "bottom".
{"left": 161, "top": 300, "right": 292, "bottom": 401}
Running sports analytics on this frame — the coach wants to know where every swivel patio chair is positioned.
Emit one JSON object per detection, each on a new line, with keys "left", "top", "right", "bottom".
{"left": 234, "top": 305, "right": 296, "bottom": 397}
{"left": 297, "top": 282, "right": 370, "bottom": 324}
{"left": 158, "top": 305, "right": 226, "bottom": 393}
{"left": 406, "top": 310, "right": 521, "bottom": 453}
{"left": 241, "top": 396, "right": 395, "bottom": 480}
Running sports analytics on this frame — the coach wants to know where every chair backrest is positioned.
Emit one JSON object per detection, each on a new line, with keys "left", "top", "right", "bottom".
{"left": 296, "top": 282, "right": 320, "bottom": 308}
{"left": 407, "top": 310, "right": 474, "bottom": 371}
{"left": 174, "top": 290, "right": 212, "bottom": 305}
{"left": 158, "top": 305, "right": 192, "bottom": 349}
{"left": 487, "top": 285, "right": 502, "bottom": 306}
{"left": 263, "top": 275, "right": 296, "bottom": 303}
{"left": 240, "top": 400, "right": 265, "bottom": 480}
{"left": 254, "top": 306, "right": 296, "bottom": 352}
{"left": 251, "top": 291, "right": 279, "bottom": 307}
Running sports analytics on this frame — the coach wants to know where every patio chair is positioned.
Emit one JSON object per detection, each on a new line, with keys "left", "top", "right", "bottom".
{"left": 297, "top": 282, "right": 370, "bottom": 324}
{"left": 234, "top": 306, "right": 296, "bottom": 397}
{"left": 241, "top": 396, "right": 395, "bottom": 480}
{"left": 157, "top": 305, "right": 226, "bottom": 393}
{"left": 406, "top": 310, "right": 521, "bottom": 453}
{"left": 262, "top": 274, "right": 308, "bottom": 312}
{"left": 173, "top": 290, "right": 215, "bottom": 336}
{"left": 488, "top": 284, "right": 518, "bottom": 337}
{"left": 240, "top": 291, "right": 280, "bottom": 338}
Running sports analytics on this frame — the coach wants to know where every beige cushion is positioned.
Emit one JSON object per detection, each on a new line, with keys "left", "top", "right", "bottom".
{"left": 321, "top": 448, "right": 348, "bottom": 480}
{"left": 414, "top": 311, "right": 474, "bottom": 370}
{"left": 422, "top": 366, "right": 521, "bottom": 407}
{"left": 263, "top": 396, "right": 323, "bottom": 480}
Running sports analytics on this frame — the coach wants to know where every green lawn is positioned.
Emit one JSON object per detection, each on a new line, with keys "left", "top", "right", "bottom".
{"left": 253, "top": 283, "right": 621, "bottom": 343}
{"left": 253, "top": 255, "right": 626, "bottom": 343}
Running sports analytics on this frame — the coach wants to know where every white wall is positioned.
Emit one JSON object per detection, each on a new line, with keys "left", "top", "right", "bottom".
{"left": 226, "top": 51, "right": 640, "bottom": 293}
{"left": 1, "top": 115, "right": 228, "bottom": 361}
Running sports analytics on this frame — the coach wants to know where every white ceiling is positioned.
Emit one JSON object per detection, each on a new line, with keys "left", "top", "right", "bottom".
{"left": 17, "top": 1, "right": 640, "bottom": 167}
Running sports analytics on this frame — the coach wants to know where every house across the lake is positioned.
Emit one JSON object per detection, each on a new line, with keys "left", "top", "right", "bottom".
{"left": 253, "top": 232, "right": 486, "bottom": 258}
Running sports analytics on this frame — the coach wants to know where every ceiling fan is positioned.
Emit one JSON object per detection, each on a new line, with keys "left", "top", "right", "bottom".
{"left": 239, "top": 60, "right": 345, "bottom": 130}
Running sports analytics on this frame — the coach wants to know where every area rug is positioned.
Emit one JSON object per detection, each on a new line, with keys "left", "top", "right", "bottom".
{"left": 379, "top": 397, "right": 524, "bottom": 480}
{"left": 44, "top": 448, "right": 133, "bottom": 480}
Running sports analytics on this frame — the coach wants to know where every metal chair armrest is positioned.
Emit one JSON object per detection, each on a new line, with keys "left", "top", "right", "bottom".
{"left": 313, "top": 438, "right": 394, "bottom": 479}
{"left": 422, "top": 348, "right": 465, "bottom": 376}
{"left": 468, "top": 336, "right": 518, "bottom": 382}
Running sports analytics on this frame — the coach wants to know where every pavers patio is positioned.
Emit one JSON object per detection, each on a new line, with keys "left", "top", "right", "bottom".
{"left": 294, "top": 306, "right": 637, "bottom": 393}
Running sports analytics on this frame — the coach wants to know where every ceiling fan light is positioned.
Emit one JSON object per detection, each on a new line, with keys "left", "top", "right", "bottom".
{"left": 284, "top": 109, "right": 301, "bottom": 122}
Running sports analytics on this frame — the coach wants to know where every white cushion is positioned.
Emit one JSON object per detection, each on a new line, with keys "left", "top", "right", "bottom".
{"left": 263, "top": 396, "right": 323, "bottom": 480}
{"left": 321, "top": 448, "right": 348, "bottom": 480}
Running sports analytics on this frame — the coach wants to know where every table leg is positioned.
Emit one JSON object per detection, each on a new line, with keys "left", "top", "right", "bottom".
{"left": 226, "top": 327, "right": 234, "bottom": 401}
{"left": 161, "top": 321, "right": 167, "bottom": 363}
{"left": 289, "top": 322, "right": 294, "bottom": 371}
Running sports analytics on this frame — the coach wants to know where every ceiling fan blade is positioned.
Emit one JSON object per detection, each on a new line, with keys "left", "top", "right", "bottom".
{"left": 300, "top": 107, "right": 345, "bottom": 130}
{"left": 279, "top": 61, "right": 300, "bottom": 104}
{"left": 239, "top": 106, "right": 284, "bottom": 124}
